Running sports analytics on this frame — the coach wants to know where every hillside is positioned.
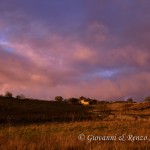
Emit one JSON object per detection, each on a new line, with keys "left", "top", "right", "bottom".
{"left": 0, "top": 97, "right": 150, "bottom": 124}
{"left": 0, "top": 98, "right": 150, "bottom": 149}
{"left": 0, "top": 97, "right": 92, "bottom": 124}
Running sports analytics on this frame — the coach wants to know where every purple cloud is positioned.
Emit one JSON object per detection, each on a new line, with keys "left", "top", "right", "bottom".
{"left": 0, "top": 0, "right": 150, "bottom": 101}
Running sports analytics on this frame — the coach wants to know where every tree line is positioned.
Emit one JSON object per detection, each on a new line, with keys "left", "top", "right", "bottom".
{"left": 0, "top": 91, "right": 25, "bottom": 99}
{"left": 1, "top": 91, "right": 150, "bottom": 103}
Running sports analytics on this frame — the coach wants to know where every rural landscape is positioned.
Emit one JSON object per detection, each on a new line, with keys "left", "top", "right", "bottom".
{"left": 0, "top": 92, "right": 150, "bottom": 149}
{"left": 0, "top": 0, "right": 150, "bottom": 149}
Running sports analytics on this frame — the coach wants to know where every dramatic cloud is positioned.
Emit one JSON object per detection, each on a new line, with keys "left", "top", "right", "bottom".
{"left": 0, "top": 0, "right": 150, "bottom": 101}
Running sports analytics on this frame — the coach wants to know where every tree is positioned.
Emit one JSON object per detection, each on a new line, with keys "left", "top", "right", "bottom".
{"left": 144, "top": 96, "right": 150, "bottom": 102}
{"left": 55, "top": 96, "right": 63, "bottom": 102}
{"left": 5, "top": 91, "right": 13, "bottom": 98}
{"left": 16, "top": 94, "right": 25, "bottom": 99}
{"left": 89, "top": 100, "right": 98, "bottom": 105}
{"left": 79, "top": 96, "right": 87, "bottom": 100}
{"left": 126, "top": 97, "right": 133, "bottom": 103}
{"left": 67, "top": 97, "right": 79, "bottom": 104}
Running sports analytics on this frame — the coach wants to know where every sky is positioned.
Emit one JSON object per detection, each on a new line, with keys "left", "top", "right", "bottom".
{"left": 0, "top": 0, "right": 150, "bottom": 101}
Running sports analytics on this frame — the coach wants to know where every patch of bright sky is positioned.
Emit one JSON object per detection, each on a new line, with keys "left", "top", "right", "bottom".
{"left": 87, "top": 69, "right": 118, "bottom": 80}
{"left": 95, "top": 70, "right": 118, "bottom": 78}
{"left": 0, "top": 33, "right": 8, "bottom": 45}
{"left": 0, "top": 33, "right": 14, "bottom": 52}
{"left": 81, "top": 69, "right": 118, "bottom": 82}
{"left": 4, "top": 47, "right": 14, "bottom": 52}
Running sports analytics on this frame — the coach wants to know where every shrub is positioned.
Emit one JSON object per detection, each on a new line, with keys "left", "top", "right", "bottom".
{"left": 67, "top": 98, "right": 79, "bottom": 104}
{"left": 126, "top": 97, "right": 133, "bottom": 103}
{"left": 144, "top": 96, "right": 150, "bottom": 102}
{"left": 55, "top": 96, "right": 63, "bottom": 102}
{"left": 16, "top": 94, "right": 25, "bottom": 99}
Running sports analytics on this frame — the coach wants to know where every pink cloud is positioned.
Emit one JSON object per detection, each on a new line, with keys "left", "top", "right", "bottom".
{"left": 0, "top": 2, "right": 150, "bottom": 101}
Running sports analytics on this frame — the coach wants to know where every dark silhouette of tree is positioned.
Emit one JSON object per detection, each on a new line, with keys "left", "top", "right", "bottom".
{"left": 79, "top": 96, "right": 87, "bottom": 100}
{"left": 5, "top": 91, "right": 13, "bottom": 98}
{"left": 67, "top": 98, "right": 79, "bottom": 104}
{"left": 144, "top": 96, "right": 150, "bottom": 102}
{"left": 89, "top": 100, "right": 98, "bottom": 105}
{"left": 16, "top": 94, "right": 25, "bottom": 99}
{"left": 126, "top": 97, "right": 133, "bottom": 103}
{"left": 55, "top": 96, "right": 63, "bottom": 102}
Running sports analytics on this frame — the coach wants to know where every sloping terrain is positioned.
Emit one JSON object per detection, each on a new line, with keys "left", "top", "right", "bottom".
{"left": 0, "top": 97, "right": 150, "bottom": 124}
{"left": 0, "top": 97, "right": 92, "bottom": 124}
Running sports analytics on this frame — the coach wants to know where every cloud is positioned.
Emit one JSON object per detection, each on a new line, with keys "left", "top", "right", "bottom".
{"left": 0, "top": 0, "right": 150, "bottom": 101}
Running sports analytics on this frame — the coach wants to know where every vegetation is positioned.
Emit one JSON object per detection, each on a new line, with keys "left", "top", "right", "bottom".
{"left": 0, "top": 94, "right": 150, "bottom": 124}
{"left": 5, "top": 91, "right": 13, "bottom": 98}
{"left": 16, "top": 94, "right": 25, "bottom": 99}
{"left": 0, "top": 93, "right": 150, "bottom": 149}
{"left": 144, "top": 96, "right": 150, "bottom": 102}
{"left": 0, "top": 121, "right": 150, "bottom": 149}
{"left": 67, "top": 97, "right": 80, "bottom": 104}
{"left": 55, "top": 96, "right": 63, "bottom": 102}
{"left": 126, "top": 97, "right": 133, "bottom": 103}
{"left": 0, "top": 96, "right": 92, "bottom": 124}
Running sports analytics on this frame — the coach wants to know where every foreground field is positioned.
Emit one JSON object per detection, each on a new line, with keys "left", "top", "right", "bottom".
{"left": 0, "top": 120, "right": 150, "bottom": 150}
{"left": 1, "top": 97, "right": 150, "bottom": 149}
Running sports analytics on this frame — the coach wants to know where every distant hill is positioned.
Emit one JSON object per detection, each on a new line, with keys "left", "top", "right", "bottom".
{"left": 0, "top": 97, "right": 150, "bottom": 124}
{"left": 0, "top": 97, "right": 92, "bottom": 124}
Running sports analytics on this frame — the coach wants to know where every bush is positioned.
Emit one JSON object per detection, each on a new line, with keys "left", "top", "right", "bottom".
{"left": 67, "top": 98, "right": 79, "bottom": 104}
{"left": 126, "top": 98, "right": 133, "bottom": 103}
{"left": 144, "top": 96, "right": 150, "bottom": 102}
{"left": 16, "top": 94, "right": 25, "bottom": 99}
{"left": 55, "top": 96, "right": 63, "bottom": 102}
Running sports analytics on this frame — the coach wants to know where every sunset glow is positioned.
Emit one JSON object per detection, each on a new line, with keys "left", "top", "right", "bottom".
{"left": 0, "top": 1, "right": 150, "bottom": 101}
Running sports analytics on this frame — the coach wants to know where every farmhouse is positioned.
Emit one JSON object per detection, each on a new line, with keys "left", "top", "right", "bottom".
{"left": 80, "top": 99, "right": 89, "bottom": 106}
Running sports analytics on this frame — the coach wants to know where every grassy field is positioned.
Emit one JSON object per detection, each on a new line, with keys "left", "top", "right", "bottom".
{"left": 0, "top": 97, "right": 150, "bottom": 149}
{"left": 0, "top": 121, "right": 150, "bottom": 150}
{"left": 0, "top": 97, "right": 93, "bottom": 124}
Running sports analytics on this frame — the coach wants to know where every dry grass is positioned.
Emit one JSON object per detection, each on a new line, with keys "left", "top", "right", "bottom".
{"left": 0, "top": 97, "right": 92, "bottom": 124}
{"left": 0, "top": 120, "right": 150, "bottom": 150}
{"left": 1, "top": 98, "right": 150, "bottom": 149}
